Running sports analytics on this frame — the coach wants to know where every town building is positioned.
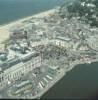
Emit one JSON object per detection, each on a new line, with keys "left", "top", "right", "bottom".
{"left": 51, "top": 36, "right": 72, "bottom": 49}
{"left": 0, "top": 48, "right": 41, "bottom": 88}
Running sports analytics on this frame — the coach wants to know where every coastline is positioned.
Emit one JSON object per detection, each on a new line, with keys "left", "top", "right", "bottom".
{"left": 29, "top": 59, "right": 98, "bottom": 99}
{"left": 40, "top": 59, "right": 98, "bottom": 99}
{"left": 0, "top": 9, "right": 56, "bottom": 45}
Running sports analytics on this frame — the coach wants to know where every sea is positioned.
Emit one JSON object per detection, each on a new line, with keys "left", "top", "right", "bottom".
{"left": 42, "top": 62, "right": 98, "bottom": 99}
{"left": 0, "top": 0, "right": 98, "bottom": 99}
{"left": 0, "top": 0, "right": 65, "bottom": 25}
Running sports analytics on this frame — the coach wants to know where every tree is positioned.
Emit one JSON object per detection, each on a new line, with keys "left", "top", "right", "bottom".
{"left": 59, "top": 0, "right": 98, "bottom": 27}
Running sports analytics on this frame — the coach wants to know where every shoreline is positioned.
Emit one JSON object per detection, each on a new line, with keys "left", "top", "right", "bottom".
{"left": 27, "top": 59, "right": 98, "bottom": 99}
{"left": 0, "top": 9, "right": 55, "bottom": 27}
{"left": 40, "top": 59, "right": 98, "bottom": 99}
{"left": 0, "top": 9, "right": 56, "bottom": 45}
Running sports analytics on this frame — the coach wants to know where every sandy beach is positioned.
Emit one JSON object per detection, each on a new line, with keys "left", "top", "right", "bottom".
{"left": 0, "top": 9, "right": 55, "bottom": 45}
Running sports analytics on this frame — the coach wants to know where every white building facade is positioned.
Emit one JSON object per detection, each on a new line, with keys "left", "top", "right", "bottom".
{"left": 0, "top": 54, "right": 41, "bottom": 88}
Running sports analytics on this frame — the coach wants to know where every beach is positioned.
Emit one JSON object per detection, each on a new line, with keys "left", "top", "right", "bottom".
{"left": 0, "top": 9, "right": 56, "bottom": 45}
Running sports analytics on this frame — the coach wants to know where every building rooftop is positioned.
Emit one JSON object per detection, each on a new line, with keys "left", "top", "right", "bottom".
{"left": 0, "top": 45, "right": 39, "bottom": 72}
{"left": 56, "top": 36, "right": 71, "bottom": 41}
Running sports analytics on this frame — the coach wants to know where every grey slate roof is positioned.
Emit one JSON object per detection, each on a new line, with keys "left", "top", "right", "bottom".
{"left": 0, "top": 52, "right": 39, "bottom": 72}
